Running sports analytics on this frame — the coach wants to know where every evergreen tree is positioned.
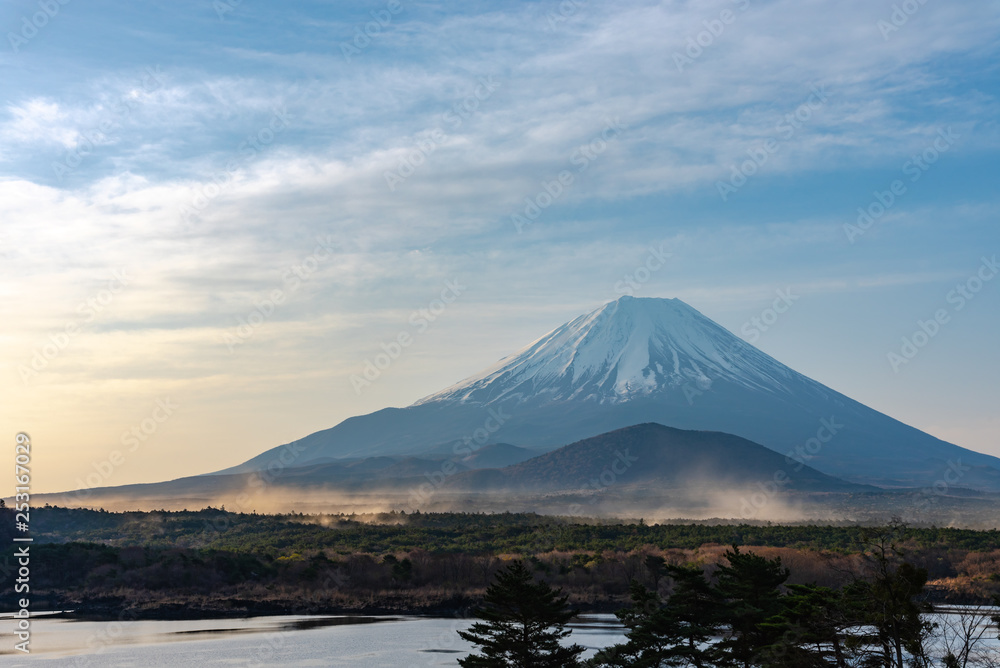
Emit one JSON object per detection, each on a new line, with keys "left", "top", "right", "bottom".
{"left": 594, "top": 565, "right": 723, "bottom": 667}
{"left": 659, "top": 564, "right": 725, "bottom": 667}
{"left": 714, "top": 546, "right": 790, "bottom": 668}
{"left": 759, "top": 583, "right": 856, "bottom": 668}
{"left": 459, "top": 560, "right": 584, "bottom": 668}
{"left": 644, "top": 554, "right": 667, "bottom": 593}
{"left": 592, "top": 582, "right": 663, "bottom": 667}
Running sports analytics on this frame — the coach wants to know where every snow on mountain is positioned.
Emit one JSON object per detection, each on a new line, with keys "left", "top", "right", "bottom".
{"left": 416, "top": 296, "right": 804, "bottom": 406}
{"left": 219, "top": 296, "right": 1000, "bottom": 490}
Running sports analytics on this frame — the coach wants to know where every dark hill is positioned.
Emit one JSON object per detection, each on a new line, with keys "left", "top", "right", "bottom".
{"left": 447, "top": 423, "right": 873, "bottom": 493}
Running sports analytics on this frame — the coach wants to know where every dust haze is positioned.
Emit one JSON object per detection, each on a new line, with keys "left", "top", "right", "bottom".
{"left": 34, "top": 477, "right": 1000, "bottom": 529}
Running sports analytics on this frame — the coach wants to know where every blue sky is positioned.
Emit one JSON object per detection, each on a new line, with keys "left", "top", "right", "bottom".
{"left": 2, "top": 0, "right": 998, "bottom": 493}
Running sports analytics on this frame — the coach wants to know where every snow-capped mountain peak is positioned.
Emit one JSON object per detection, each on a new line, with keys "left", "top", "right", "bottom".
{"left": 224, "top": 294, "right": 1000, "bottom": 491}
{"left": 416, "top": 296, "right": 800, "bottom": 406}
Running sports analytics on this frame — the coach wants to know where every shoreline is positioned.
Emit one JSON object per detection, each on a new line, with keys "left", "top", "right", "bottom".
{"left": 7, "top": 587, "right": 993, "bottom": 623}
{"left": 4, "top": 596, "right": 626, "bottom": 622}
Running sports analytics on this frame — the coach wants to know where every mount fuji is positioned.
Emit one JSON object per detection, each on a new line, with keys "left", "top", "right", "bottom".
{"left": 227, "top": 296, "right": 1000, "bottom": 490}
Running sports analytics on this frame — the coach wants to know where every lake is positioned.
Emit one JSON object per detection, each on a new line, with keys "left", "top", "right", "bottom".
{"left": 0, "top": 614, "right": 626, "bottom": 666}
{"left": 3, "top": 609, "right": 996, "bottom": 665}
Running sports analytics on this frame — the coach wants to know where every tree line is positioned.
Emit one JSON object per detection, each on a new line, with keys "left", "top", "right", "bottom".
{"left": 460, "top": 522, "right": 1000, "bottom": 668}
{"left": 25, "top": 506, "right": 1000, "bottom": 555}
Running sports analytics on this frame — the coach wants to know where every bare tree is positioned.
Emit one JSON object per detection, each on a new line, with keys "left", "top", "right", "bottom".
{"left": 474, "top": 554, "right": 500, "bottom": 587}
{"left": 938, "top": 604, "right": 1000, "bottom": 668}
{"left": 849, "top": 517, "right": 935, "bottom": 668}
{"left": 615, "top": 551, "right": 643, "bottom": 589}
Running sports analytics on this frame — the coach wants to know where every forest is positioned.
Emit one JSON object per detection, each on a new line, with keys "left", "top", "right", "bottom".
{"left": 3, "top": 506, "right": 999, "bottom": 626}
{"left": 461, "top": 541, "right": 1000, "bottom": 667}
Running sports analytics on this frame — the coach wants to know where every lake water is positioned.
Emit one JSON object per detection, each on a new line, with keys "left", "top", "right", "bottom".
{"left": 0, "top": 614, "right": 627, "bottom": 666}
{"left": 3, "top": 609, "right": 996, "bottom": 666}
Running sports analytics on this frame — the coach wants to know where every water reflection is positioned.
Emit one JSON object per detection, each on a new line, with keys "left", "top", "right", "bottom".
{"left": 0, "top": 613, "right": 625, "bottom": 667}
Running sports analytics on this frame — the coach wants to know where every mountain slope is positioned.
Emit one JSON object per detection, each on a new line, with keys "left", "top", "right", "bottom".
{"left": 41, "top": 423, "right": 880, "bottom": 518}
{"left": 445, "top": 423, "right": 872, "bottom": 493}
{"left": 221, "top": 296, "right": 1000, "bottom": 490}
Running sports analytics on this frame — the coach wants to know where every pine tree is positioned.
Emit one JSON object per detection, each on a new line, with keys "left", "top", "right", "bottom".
{"left": 759, "top": 583, "right": 855, "bottom": 667}
{"left": 593, "top": 564, "right": 723, "bottom": 667}
{"left": 714, "top": 545, "right": 790, "bottom": 668}
{"left": 458, "top": 560, "right": 584, "bottom": 668}
{"left": 660, "top": 564, "right": 725, "bottom": 667}
{"left": 644, "top": 554, "right": 667, "bottom": 593}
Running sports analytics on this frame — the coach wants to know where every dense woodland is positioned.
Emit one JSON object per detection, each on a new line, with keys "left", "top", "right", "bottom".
{"left": 21, "top": 506, "right": 1000, "bottom": 553}
{"left": 3, "top": 507, "right": 999, "bottom": 623}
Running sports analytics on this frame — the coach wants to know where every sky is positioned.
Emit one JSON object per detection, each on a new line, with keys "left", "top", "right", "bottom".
{"left": 1, "top": 0, "right": 998, "bottom": 494}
